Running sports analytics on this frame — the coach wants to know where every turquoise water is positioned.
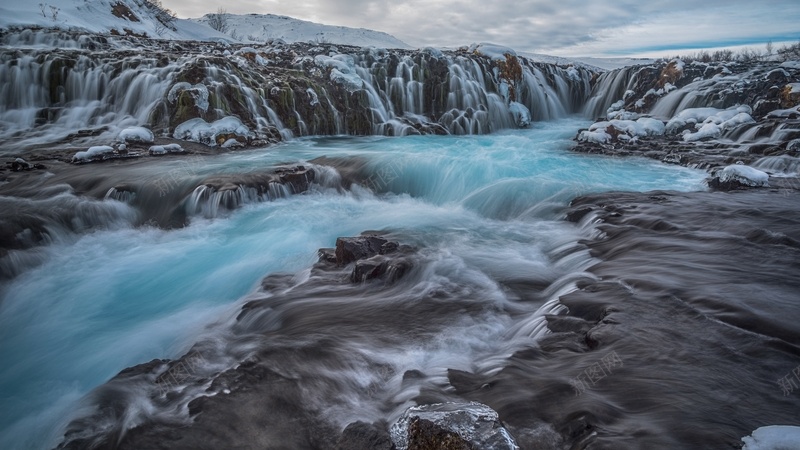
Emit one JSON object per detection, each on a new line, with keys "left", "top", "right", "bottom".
{"left": 0, "top": 118, "right": 707, "bottom": 448}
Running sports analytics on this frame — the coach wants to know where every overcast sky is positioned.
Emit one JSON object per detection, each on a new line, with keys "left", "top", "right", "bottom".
{"left": 163, "top": 0, "right": 800, "bottom": 57}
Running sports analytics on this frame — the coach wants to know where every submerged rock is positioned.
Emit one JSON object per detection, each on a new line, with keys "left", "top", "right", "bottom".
{"left": 390, "top": 402, "right": 519, "bottom": 450}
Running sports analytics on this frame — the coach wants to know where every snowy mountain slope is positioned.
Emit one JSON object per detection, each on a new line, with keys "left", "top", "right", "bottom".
{"left": 190, "top": 13, "right": 411, "bottom": 49}
{"left": 519, "top": 52, "right": 656, "bottom": 71}
{"left": 0, "top": 0, "right": 227, "bottom": 41}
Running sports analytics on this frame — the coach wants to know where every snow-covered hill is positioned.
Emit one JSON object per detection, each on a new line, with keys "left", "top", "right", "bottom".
{"left": 190, "top": 13, "right": 411, "bottom": 49}
{"left": 0, "top": 0, "right": 226, "bottom": 41}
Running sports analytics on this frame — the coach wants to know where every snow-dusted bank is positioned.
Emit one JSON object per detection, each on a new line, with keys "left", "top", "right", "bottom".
{"left": 576, "top": 57, "right": 800, "bottom": 189}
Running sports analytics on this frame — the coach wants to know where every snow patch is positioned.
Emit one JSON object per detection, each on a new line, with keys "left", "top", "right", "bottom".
{"left": 148, "top": 143, "right": 184, "bottom": 155}
{"left": 173, "top": 117, "right": 250, "bottom": 145}
{"left": 665, "top": 105, "right": 752, "bottom": 136}
{"left": 72, "top": 145, "right": 114, "bottom": 162}
{"left": 682, "top": 109, "right": 755, "bottom": 142}
{"left": 314, "top": 54, "right": 363, "bottom": 91}
{"left": 190, "top": 13, "right": 410, "bottom": 48}
{"left": 578, "top": 129, "right": 611, "bottom": 144}
{"left": 718, "top": 164, "right": 769, "bottom": 187}
{"left": 741, "top": 425, "right": 800, "bottom": 450}
{"left": 471, "top": 43, "right": 516, "bottom": 61}
{"left": 767, "top": 106, "right": 800, "bottom": 119}
{"left": 118, "top": 126, "right": 154, "bottom": 144}
{"left": 579, "top": 116, "right": 668, "bottom": 144}
{"left": 780, "top": 61, "right": 800, "bottom": 70}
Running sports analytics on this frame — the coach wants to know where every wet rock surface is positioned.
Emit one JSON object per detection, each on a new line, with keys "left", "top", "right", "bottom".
{"left": 56, "top": 233, "right": 420, "bottom": 449}
{"left": 0, "top": 162, "right": 321, "bottom": 274}
{"left": 390, "top": 402, "right": 519, "bottom": 450}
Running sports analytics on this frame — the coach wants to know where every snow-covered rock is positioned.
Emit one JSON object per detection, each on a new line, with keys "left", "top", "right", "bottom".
{"left": 578, "top": 129, "right": 612, "bottom": 144}
{"left": 766, "top": 106, "right": 800, "bottom": 119}
{"left": 578, "top": 117, "right": 666, "bottom": 144}
{"left": 390, "top": 402, "right": 518, "bottom": 450}
{"left": 148, "top": 143, "right": 184, "bottom": 155}
{"left": 173, "top": 117, "right": 250, "bottom": 145}
{"left": 72, "top": 145, "right": 114, "bottom": 162}
{"left": 663, "top": 105, "right": 755, "bottom": 141}
{"left": 683, "top": 112, "right": 755, "bottom": 142}
{"left": 666, "top": 105, "right": 752, "bottom": 134}
{"left": 471, "top": 43, "right": 516, "bottom": 61}
{"left": 717, "top": 164, "right": 769, "bottom": 187}
{"left": 118, "top": 126, "right": 154, "bottom": 144}
{"left": 741, "top": 425, "right": 800, "bottom": 450}
{"left": 314, "top": 54, "right": 363, "bottom": 91}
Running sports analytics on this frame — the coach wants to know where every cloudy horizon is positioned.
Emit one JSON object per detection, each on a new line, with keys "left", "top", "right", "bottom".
{"left": 161, "top": 0, "right": 800, "bottom": 58}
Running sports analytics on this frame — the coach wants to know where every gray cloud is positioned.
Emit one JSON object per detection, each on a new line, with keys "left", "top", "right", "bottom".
{"left": 163, "top": 0, "right": 800, "bottom": 56}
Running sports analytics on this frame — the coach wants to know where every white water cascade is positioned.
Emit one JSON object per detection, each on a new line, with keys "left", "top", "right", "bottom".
{"left": 0, "top": 30, "right": 597, "bottom": 153}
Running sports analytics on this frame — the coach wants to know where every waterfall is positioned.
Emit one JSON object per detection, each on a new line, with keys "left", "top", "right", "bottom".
{"left": 0, "top": 29, "right": 598, "bottom": 152}
{"left": 582, "top": 65, "right": 646, "bottom": 119}
{"left": 649, "top": 74, "right": 746, "bottom": 120}
{"left": 0, "top": 46, "right": 175, "bottom": 148}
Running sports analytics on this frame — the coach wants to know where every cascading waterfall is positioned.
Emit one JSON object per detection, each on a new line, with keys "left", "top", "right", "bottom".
{"left": 583, "top": 65, "right": 648, "bottom": 119}
{"left": 0, "top": 29, "right": 597, "bottom": 152}
{"left": 649, "top": 74, "right": 743, "bottom": 120}
{"left": 0, "top": 48, "right": 175, "bottom": 148}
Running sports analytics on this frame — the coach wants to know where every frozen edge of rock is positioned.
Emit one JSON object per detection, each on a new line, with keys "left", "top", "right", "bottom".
{"left": 390, "top": 402, "right": 519, "bottom": 450}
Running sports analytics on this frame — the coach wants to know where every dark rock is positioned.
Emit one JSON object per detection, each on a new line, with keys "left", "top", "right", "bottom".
{"left": 565, "top": 206, "right": 593, "bottom": 223}
{"left": 8, "top": 158, "right": 32, "bottom": 171}
{"left": 352, "top": 256, "right": 386, "bottom": 282}
{"left": 407, "top": 417, "right": 472, "bottom": 450}
{"left": 447, "top": 369, "right": 486, "bottom": 395}
{"left": 337, "top": 421, "right": 395, "bottom": 450}
{"left": 744, "top": 228, "right": 800, "bottom": 248}
{"left": 708, "top": 176, "right": 755, "bottom": 191}
{"left": 335, "top": 234, "right": 391, "bottom": 265}
{"left": 351, "top": 254, "right": 412, "bottom": 283}
{"left": 318, "top": 247, "right": 337, "bottom": 263}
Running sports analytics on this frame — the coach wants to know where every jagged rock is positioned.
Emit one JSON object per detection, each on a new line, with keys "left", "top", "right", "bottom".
{"left": 7, "top": 158, "right": 44, "bottom": 171}
{"left": 332, "top": 234, "right": 411, "bottom": 282}
{"left": 352, "top": 254, "right": 411, "bottom": 283}
{"left": 707, "top": 176, "right": 755, "bottom": 191}
{"left": 390, "top": 402, "right": 519, "bottom": 450}
{"left": 334, "top": 234, "right": 392, "bottom": 265}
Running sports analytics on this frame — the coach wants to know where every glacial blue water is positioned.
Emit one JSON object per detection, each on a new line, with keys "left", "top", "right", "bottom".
{"left": 0, "top": 118, "right": 708, "bottom": 449}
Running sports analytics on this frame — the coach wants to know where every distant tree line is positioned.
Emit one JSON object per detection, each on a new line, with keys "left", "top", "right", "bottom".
{"left": 668, "top": 41, "right": 800, "bottom": 63}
